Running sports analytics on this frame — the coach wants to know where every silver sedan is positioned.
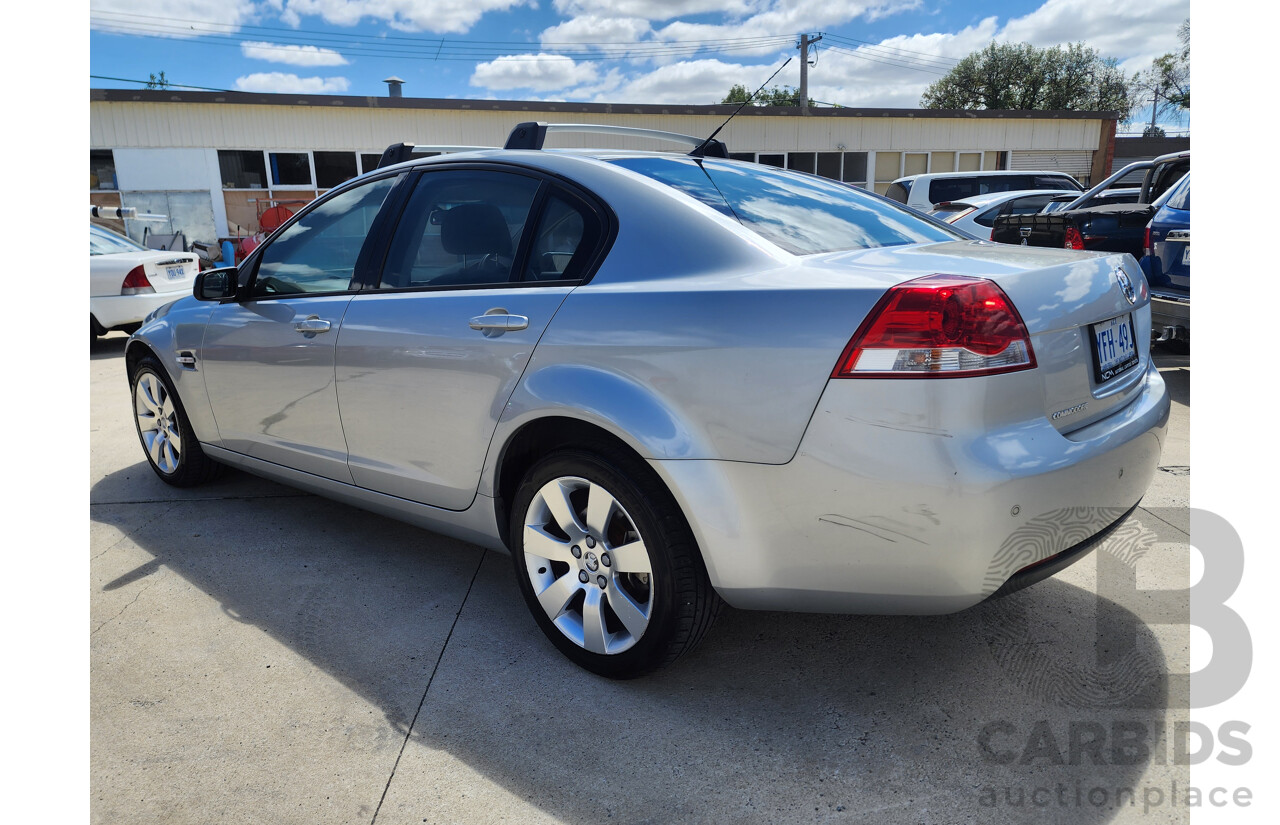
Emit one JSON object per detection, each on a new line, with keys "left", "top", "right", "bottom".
{"left": 126, "top": 130, "right": 1169, "bottom": 677}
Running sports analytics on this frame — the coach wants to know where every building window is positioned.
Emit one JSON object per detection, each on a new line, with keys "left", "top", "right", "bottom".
{"left": 728, "top": 152, "right": 755, "bottom": 162}
{"left": 314, "top": 151, "right": 358, "bottom": 189}
{"left": 816, "top": 152, "right": 841, "bottom": 180}
{"left": 218, "top": 150, "right": 268, "bottom": 189}
{"left": 758, "top": 154, "right": 784, "bottom": 168}
{"left": 91, "top": 149, "right": 116, "bottom": 190}
{"left": 270, "top": 152, "right": 312, "bottom": 187}
{"left": 787, "top": 152, "right": 816, "bottom": 174}
{"left": 360, "top": 153, "right": 384, "bottom": 175}
{"left": 842, "top": 152, "right": 868, "bottom": 185}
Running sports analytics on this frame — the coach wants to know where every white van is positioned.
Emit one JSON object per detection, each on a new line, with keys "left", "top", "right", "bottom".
{"left": 886, "top": 170, "right": 1084, "bottom": 212}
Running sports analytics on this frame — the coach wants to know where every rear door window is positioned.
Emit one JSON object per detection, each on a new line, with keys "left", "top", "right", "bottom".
{"left": 379, "top": 169, "right": 541, "bottom": 289}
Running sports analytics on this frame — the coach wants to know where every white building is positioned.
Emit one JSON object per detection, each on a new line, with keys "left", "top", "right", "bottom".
{"left": 90, "top": 88, "right": 1119, "bottom": 248}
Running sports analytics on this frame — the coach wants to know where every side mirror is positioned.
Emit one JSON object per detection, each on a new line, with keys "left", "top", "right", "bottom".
{"left": 195, "top": 267, "right": 237, "bottom": 301}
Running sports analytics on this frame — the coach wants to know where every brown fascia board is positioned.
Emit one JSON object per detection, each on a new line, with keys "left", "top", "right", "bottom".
{"left": 90, "top": 88, "right": 1118, "bottom": 121}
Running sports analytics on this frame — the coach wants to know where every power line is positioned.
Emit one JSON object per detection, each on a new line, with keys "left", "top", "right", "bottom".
{"left": 822, "top": 33, "right": 961, "bottom": 67}
{"left": 89, "top": 74, "right": 232, "bottom": 92}
{"left": 823, "top": 44, "right": 952, "bottom": 76}
{"left": 90, "top": 11, "right": 794, "bottom": 60}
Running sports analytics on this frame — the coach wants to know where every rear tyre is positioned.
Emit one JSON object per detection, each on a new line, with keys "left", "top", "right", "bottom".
{"left": 509, "top": 446, "right": 721, "bottom": 679}
{"left": 131, "top": 358, "right": 221, "bottom": 487}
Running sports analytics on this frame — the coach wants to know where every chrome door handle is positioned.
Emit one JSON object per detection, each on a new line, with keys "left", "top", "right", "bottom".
{"left": 469, "top": 314, "right": 529, "bottom": 331}
{"left": 294, "top": 316, "right": 332, "bottom": 334}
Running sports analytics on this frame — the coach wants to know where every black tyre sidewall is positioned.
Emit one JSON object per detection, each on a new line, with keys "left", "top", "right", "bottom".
{"left": 509, "top": 449, "right": 687, "bottom": 679}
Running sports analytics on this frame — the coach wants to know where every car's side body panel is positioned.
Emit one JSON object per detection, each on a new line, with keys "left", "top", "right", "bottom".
{"left": 200, "top": 295, "right": 359, "bottom": 483}
{"left": 337, "top": 286, "right": 577, "bottom": 511}
{"left": 126, "top": 149, "right": 1171, "bottom": 620}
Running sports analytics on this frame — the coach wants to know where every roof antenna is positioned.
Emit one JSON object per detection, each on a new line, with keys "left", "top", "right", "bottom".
{"left": 690, "top": 57, "right": 792, "bottom": 158}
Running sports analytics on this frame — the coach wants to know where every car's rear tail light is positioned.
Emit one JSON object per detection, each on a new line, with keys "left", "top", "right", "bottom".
{"left": 1143, "top": 225, "right": 1151, "bottom": 256}
{"left": 121, "top": 265, "right": 154, "bottom": 295}
{"left": 1064, "top": 226, "right": 1085, "bottom": 250}
{"left": 832, "top": 275, "right": 1036, "bottom": 378}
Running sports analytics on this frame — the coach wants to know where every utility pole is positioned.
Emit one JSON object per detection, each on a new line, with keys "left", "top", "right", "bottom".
{"left": 798, "top": 33, "right": 822, "bottom": 114}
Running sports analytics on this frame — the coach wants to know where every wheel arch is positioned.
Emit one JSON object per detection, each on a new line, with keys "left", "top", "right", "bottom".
{"left": 492, "top": 415, "right": 656, "bottom": 550}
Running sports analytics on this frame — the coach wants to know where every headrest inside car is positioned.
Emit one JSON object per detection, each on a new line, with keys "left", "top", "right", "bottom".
{"left": 440, "top": 203, "right": 512, "bottom": 257}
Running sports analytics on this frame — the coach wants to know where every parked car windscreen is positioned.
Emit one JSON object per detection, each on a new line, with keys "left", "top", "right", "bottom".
{"left": 928, "top": 174, "right": 1081, "bottom": 204}
{"left": 90, "top": 224, "right": 148, "bottom": 255}
{"left": 610, "top": 157, "right": 961, "bottom": 255}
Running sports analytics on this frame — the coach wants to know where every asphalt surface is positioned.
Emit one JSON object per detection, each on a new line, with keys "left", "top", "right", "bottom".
{"left": 90, "top": 333, "right": 1193, "bottom": 824}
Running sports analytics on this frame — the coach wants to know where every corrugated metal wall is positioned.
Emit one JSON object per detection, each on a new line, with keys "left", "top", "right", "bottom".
{"left": 90, "top": 101, "right": 1104, "bottom": 156}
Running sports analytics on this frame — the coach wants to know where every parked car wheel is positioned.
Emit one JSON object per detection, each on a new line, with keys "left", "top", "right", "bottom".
{"left": 510, "top": 446, "right": 721, "bottom": 678}
{"left": 131, "top": 358, "right": 221, "bottom": 487}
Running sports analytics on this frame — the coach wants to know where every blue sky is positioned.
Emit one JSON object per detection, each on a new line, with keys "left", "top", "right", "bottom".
{"left": 89, "top": 0, "right": 1189, "bottom": 131}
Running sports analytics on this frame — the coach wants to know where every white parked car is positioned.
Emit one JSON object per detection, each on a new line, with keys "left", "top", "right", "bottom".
{"left": 886, "top": 170, "right": 1083, "bottom": 212}
{"left": 91, "top": 223, "right": 199, "bottom": 337}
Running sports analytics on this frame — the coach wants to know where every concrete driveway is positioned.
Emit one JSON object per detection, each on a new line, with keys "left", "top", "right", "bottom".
{"left": 91, "top": 333, "right": 1192, "bottom": 824}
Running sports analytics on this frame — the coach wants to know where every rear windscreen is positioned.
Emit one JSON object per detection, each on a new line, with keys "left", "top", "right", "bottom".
{"left": 609, "top": 156, "right": 960, "bottom": 255}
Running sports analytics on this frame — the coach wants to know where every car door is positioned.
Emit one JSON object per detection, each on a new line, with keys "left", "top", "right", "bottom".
{"left": 199, "top": 173, "right": 403, "bottom": 481}
{"left": 336, "top": 166, "right": 609, "bottom": 510}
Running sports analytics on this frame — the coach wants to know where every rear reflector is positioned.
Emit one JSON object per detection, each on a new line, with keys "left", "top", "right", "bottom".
{"left": 121, "top": 265, "right": 154, "bottom": 295}
{"left": 832, "top": 274, "right": 1037, "bottom": 378}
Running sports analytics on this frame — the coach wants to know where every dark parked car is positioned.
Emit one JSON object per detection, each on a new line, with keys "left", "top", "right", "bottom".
{"left": 990, "top": 151, "right": 1190, "bottom": 261}
{"left": 1139, "top": 172, "right": 1190, "bottom": 344}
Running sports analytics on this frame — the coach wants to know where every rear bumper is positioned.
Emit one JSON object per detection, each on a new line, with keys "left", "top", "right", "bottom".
{"left": 91, "top": 293, "right": 185, "bottom": 330}
{"left": 1151, "top": 294, "right": 1190, "bottom": 331}
{"left": 653, "top": 361, "right": 1169, "bottom": 614}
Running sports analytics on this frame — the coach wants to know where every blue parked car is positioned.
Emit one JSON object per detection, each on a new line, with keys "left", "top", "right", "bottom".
{"left": 1140, "top": 171, "right": 1190, "bottom": 345}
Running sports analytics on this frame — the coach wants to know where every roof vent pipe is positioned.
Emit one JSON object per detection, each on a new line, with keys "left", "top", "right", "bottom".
{"left": 384, "top": 76, "right": 404, "bottom": 98}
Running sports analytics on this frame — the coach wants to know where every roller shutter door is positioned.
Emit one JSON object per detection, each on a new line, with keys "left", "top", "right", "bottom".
{"left": 1008, "top": 150, "right": 1092, "bottom": 178}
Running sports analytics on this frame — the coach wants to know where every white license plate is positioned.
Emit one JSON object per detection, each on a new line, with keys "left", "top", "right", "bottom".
{"left": 1089, "top": 314, "right": 1139, "bottom": 382}
{"left": 1182, "top": 245, "right": 1190, "bottom": 266}
{"left": 164, "top": 264, "right": 187, "bottom": 280}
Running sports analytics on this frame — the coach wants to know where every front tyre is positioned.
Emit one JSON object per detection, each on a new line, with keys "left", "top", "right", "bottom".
{"left": 131, "top": 357, "right": 221, "bottom": 487}
{"left": 510, "top": 447, "right": 721, "bottom": 678}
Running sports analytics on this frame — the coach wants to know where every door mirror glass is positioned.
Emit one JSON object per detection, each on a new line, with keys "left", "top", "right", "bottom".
{"left": 195, "top": 267, "right": 237, "bottom": 301}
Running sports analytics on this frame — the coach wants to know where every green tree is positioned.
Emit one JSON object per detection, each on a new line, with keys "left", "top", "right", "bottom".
{"left": 920, "top": 42, "right": 1134, "bottom": 120}
{"left": 146, "top": 71, "right": 171, "bottom": 90}
{"left": 1131, "top": 21, "right": 1189, "bottom": 132}
{"left": 722, "top": 84, "right": 814, "bottom": 107}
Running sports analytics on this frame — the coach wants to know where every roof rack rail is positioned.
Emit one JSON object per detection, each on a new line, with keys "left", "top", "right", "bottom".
{"left": 376, "top": 143, "right": 496, "bottom": 170}
{"left": 503, "top": 122, "right": 729, "bottom": 158}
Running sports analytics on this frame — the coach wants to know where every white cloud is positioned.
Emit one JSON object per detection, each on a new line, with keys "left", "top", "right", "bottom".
{"left": 90, "top": 0, "right": 257, "bottom": 36}
{"left": 653, "top": 1, "right": 921, "bottom": 48}
{"left": 996, "top": 0, "right": 1187, "bottom": 73}
{"left": 588, "top": 58, "right": 764, "bottom": 105}
{"left": 552, "top": 0, "right": 754, "bottom": 20}
{"left": 241, "top": 41, "right": 349, "bottom": 66}
{"left": 234, "top": 72, "right": 352, "bottom": 93}
{"left": 471, "top": 54, "right": 600, "bottom": 91}
{"left": 279, "top": 0, "right": 530, "bottom": 34}
{"left": 540, "top": 15, "right": 652, "bottom": 46}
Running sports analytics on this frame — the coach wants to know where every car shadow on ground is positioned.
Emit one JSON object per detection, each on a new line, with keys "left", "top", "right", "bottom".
{"left": 90, "top": 334, "right": 130, "bottom": 362}
{"left": 91, "top": 462, "right": 1182, "bottom": 824}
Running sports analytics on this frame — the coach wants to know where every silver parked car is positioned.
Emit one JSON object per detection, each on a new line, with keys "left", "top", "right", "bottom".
{"left": 126, "top": 124, "right": 1170, "bottom": 678}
